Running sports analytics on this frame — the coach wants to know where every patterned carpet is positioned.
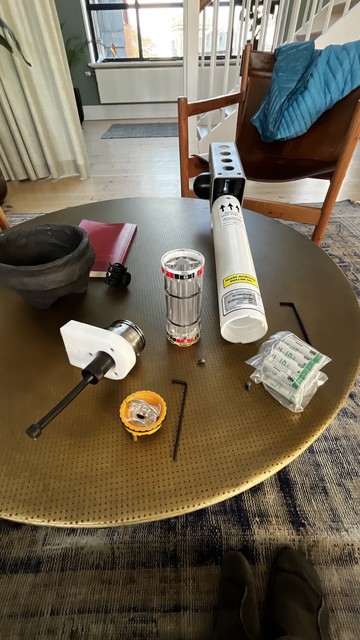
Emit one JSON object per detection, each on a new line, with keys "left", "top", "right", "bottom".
{"left": 1, "top": 202, "right": 359, "bottom": 639}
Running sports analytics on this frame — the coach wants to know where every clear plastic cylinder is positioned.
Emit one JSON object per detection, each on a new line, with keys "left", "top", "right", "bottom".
{"left": 161, "top": 249, "right": 205, "bottom": 346}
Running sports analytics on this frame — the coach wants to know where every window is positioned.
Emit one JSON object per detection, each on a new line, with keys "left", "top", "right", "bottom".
{"left": 84, "top": 1, "right": 183, "bottom": 62}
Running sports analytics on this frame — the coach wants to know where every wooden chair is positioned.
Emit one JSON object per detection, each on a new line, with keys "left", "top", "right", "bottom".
{"left": 0, "top": 177, "right": 10, "bottom": 230}
{"left": 0, "top": 206, "right": 10, "bottom": 230}
{"left": 178, "top": 43, "right": 360, "bottom": 244}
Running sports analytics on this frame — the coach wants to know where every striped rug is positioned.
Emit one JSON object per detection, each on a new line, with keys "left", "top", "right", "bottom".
{"left": 1, "top": 202, "right": 359, "bottom": 639}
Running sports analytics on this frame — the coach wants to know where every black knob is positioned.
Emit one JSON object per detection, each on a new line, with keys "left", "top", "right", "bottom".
{"left": 105, "top": 263, "right": 131, "bottom": 287}
{"left": 193, "top": 173, "right": 211, "bottom": 200}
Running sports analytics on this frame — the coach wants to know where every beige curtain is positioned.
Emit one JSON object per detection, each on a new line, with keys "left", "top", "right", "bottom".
{"left": 0, "top": 0, "right": 90, "bottom": 181}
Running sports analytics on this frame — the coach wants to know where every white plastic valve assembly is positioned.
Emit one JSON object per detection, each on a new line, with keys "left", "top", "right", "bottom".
{"left": 60, "top": 319, "right": 145, "bottom": 380}
{"left": 25, "top": 319, "right": 145, "bottom": 439}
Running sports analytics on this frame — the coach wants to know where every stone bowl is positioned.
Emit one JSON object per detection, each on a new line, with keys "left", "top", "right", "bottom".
{"left": 0, "top": 223, "right": 95, "bottom": 309}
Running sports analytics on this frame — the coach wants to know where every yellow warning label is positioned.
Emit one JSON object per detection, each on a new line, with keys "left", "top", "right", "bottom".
{"left": 223, "top": 273, "right": 258, "bottom": 288}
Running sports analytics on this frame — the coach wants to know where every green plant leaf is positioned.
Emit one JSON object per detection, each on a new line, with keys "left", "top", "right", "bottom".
{"left": 0, "top": 18, "right": 31, "bottom": 66}
{"left": 64, "top": 35, "right": 91, "bottom": 69}
{"left": 0, "top": 33, "right": 13, "bottom": 53}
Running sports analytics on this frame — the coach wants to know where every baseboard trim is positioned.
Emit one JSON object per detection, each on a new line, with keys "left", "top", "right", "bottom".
{"left": 83, "top": 104, "right": 178, "bottom": 121}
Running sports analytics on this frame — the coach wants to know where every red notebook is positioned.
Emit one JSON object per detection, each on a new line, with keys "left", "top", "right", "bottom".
{"left": 79, "top": 219, "right": 137, "bottom": 277}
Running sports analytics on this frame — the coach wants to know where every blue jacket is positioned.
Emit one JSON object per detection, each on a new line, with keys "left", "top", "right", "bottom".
{"left": 251, "top": 40, "right": 360, "bottom": 142}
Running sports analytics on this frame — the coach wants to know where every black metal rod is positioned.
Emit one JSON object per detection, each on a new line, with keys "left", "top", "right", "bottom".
{"left": 25, "top": 352, "right": 116, "bottom": 440}
{"left": 171, "top": 379, "right": 188, "bottom": 461}
{"left": 26, "top": 373, "right": 94, "bottom": 440}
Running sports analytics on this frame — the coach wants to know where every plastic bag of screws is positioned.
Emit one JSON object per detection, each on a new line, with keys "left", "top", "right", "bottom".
{"left": 246, "top": 331, "right": 331, "bottom": 412}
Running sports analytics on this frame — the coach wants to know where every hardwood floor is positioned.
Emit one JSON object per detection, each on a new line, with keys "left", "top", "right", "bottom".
{"left": 5, "top": 119, "right": 360, "bottom": 215}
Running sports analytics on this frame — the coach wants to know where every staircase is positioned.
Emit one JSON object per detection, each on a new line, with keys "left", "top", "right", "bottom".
{"left": 184, "top": 0, "right": 360, "bottom": 155}
{"left": 295, "top": 0, "right": 359, "bottom": 42}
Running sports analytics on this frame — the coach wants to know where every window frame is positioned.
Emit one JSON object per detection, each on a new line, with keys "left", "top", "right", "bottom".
{"left": 84, "top": 0, "right": 184, "bottom": 63}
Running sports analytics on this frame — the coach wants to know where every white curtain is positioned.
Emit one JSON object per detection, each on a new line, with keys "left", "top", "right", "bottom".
{"left": 0, "top": 0, "right": 90, "bottom": 181}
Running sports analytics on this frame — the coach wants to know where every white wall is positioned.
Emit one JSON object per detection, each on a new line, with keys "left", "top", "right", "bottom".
{"left": 315, "top": 4, "right": 360, "bottom": 48}
{"left": 87, "top": 61, "right": 239, "bottom": 120}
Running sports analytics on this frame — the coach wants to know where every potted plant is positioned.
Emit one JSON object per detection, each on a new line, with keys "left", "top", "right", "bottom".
{"left": 62, "top": 33, "right": 89, "bottom": 124}
{"left": 62, "top": 28, "right": 103, "bottom": 125}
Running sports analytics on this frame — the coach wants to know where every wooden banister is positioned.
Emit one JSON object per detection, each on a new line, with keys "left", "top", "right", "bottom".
{"left": 200, "top": 0, "right": 212, "bottom": 11}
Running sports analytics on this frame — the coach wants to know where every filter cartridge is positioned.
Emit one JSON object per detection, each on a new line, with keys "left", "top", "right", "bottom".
{"left": 212, "top": 194, "right": 268, "bottom": 343}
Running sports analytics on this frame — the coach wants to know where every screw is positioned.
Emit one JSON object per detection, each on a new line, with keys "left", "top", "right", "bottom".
{"left": 245, "top": 381, "right": 252, "bottom": 391}
{"left": 196, "top": 358, "right": 206, "bottom": 366}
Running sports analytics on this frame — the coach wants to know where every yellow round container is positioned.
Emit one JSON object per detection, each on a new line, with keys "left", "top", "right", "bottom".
{"left": 119, "top": 390, "right": 167, "bottom": 441}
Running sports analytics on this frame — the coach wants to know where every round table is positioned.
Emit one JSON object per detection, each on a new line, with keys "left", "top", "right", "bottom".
{"left": 0, "top": 198, "right": 359, "bottom": 527}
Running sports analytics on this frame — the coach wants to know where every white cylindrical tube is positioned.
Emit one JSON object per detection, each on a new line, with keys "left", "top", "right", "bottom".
{"left": 212, "top": 194, "right": 268, "bottom": 343}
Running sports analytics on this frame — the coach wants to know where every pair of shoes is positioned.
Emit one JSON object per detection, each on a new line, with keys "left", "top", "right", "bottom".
{"left": 211, "top": 547, "right": 330, "bottom": 640}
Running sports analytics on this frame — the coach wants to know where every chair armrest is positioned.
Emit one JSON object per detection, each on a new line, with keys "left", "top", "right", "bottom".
{"left": 178, "top": 91, "right": 244, "bottom": 118}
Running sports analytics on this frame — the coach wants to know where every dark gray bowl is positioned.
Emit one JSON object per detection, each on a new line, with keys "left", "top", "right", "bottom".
{"left": 0, "top": 223, "right": 95, "bottom": 309}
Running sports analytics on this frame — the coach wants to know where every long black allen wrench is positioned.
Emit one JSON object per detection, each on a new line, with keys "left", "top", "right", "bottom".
{"left": 171, "top": 379, "right": 188, "bottom": 461}
{"left": 280, "top": 302, "right": 312, "bottom": 345}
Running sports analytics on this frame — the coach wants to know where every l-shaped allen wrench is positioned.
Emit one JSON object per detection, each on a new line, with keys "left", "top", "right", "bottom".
{"left": 171, "top": 379, "right": 188, "bottom": 461}
{"left": 280, "top": 302, "right": 312, "bottom": 345}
